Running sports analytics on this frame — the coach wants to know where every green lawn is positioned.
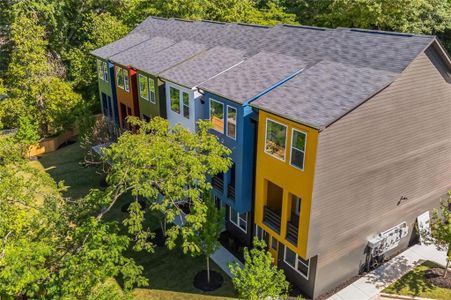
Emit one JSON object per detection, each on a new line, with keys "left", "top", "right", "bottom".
{"left": 383, "top": 261, "right": 451, "bottom": 300}
{"left": 36, "top": 142, "right": 237, "bottom": 299}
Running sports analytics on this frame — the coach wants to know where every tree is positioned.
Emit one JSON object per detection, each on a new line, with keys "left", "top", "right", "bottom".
{"left": 103, "top": 117, "right": 232, "bottom": 254}
{"left": 229, "top": 237, "right": 290, "bottom": 300}
{"left": 0, "top": 133, "right": 148, "bottom": 299}
{"left": 193, "top": 195, "right": 224, "bottom": 284}
{"left": 430, "top": 191, "right": 451, "bottom": 278}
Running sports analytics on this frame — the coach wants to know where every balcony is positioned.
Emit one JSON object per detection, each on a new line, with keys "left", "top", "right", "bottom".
{"left": 286, "top": 218, "right": 299, "bottom": 245}
{"left": 212, "top": 176, "right": 224, "bottom": 192}
{"left": 263, "top": 206, "right": 281, "bottom": 233}
{"left": 227, "top": 184, "right": 235, "bottom": 200}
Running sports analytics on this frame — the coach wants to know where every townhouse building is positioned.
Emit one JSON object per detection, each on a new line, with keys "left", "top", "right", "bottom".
{"left": 92, "top": 17, "right": 451, "bottom": 299}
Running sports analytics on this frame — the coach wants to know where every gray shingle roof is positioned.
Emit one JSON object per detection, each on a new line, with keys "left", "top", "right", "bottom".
{"left": 126, "top": 40, "right": 208, "bottom": 75}
{"left": 91, "top": 33, "right": 150, "bottom": 59}
{"left": 93, "top": 17, "right": 439, "bottom": 128}
{"left": 199, "top": 52, "right": 310, "bottom": 103}
{"left": 251, "top": 60, "right": 398, "bottom": 128}
{"left": 109, "top": 36, "right": 175, "bottom": 67}
{"left": 160, "top": 46, "right": 246, "bottom": 88}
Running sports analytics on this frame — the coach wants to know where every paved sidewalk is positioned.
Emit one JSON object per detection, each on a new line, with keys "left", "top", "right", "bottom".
{"left": 327, "top": 244, "right": 447, "bottom": 300}
{"left": 210, "top": 246, "right": 244, "bottom": 278}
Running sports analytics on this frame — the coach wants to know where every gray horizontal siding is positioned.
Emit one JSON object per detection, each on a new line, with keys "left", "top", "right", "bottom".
{"left": 308, "top": 50, "right": 451, "bottom": 297}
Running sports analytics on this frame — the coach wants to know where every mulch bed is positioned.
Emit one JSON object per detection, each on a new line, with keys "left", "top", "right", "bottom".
{"left": 425, "top": 267, "right": 451, "bottom": 289}
{"left": 193, "top": 270, "right": 224, "bottom": 292}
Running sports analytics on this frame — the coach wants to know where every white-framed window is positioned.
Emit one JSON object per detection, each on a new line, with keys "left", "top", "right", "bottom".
{"left": 210, "top": 99, "right": 224, "bottom": 133}
{"left": 283, "top": 246, "right": 310, "bottom": 279}
{"left": 255, "top": 225, "right": 267, "bottom": 240}
{"left": 149, "top": 79, "right": 156, "bottom": 103}
{"left": 292, "top": 195, "right": 301, "bottom": 217}
{"left": 138, "top": 74, "right": 149, "bottom": 101}
{"left": 116, "top": 67, "right": 124, "bottom": 89}
{"left": 290, "top": 129, "right": 307, "bottom": 170}
{"left": 123, "top": 69, "right": 129, "bottom": 92}
{"left": 97, "top": 60, "right": 103, "bottom": 80}
{"left": 265, "top": 118, "right": 287, "bottom": 161}
{"left": 102, "top": 62, "right": 108, "bottom": 82}
{"left": 226, "top": 105, "right": 237, "bottom": 140}
{"left": 182, "top": 92, "right": 190, "bottom": 119}
{"left": 170, "top": 87, "right": 180, "bottom": 114}
{"left": 229, "top": 207, "right": 247, "bottom": 233}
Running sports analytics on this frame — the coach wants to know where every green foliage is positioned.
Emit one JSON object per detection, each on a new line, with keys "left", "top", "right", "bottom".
{"left": 430, "top": 191, "right": 451, "bottom": 277}
{"left": 0, "top": 135, "right": 147, "bottom": 298}
{"left": 229, "top": 237, "right": 290, "bottom": 300}
{"left": 104, "top": 117, "right": 232, "bottom": 254}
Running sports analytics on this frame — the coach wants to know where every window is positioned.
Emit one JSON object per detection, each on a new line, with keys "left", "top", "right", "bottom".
{"left": 283, "top": 247, "right": 310, "bottom": 279}
{"left": 97, "top": 60, "right": 103, "bottom": 80}
{"left": 123, "top": 70, "right": 129, "bottom": 92}
{"left": 170, "top": 87, "right": 180, "bottom": 113}
{"left": 255, "top": 225, "right": 267, "bottom": 240}
{"left": 271, "top": 237, "right": 278, "bottom": 250}
{"left": 102, "top": 62, "right": 108, "bottom": 82}
{"left": 229, "top": 207, "right": 247, "bottom": 233}
{"left": 292, "top": 195, "right": 301, "bottom": 216}
{"left": 227, "top": 106, "right": 237, "bottom": 139}
{"left": 139, "top": 74, "right": 149, "bottom": 100}
{"left": 290, "top": 129, "right": 307, "bottom": 170}
{"left": 265, "top": 119, "right": 287, "bottom": 161}
{"left": 116, "top": 67, "right": 124, "bottom": 89}
{"left": 210, "top": 99, "right": 224, "bottom": 133}
{"left": 182, "top": 92, "right": 189, "bottom": 119}
{"left": 149, "top": 79, "right": 156, "bottom": 103}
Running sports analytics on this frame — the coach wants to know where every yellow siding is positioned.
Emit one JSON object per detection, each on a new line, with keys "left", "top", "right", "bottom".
{"left": 254, "top": 110, "right": 319, "bottom": 258}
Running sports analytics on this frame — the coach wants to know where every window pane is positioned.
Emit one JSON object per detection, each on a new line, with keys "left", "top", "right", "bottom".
{"left": 124, "top": 70, "right": 129, "bottom": 91}
{"left": 227, "top": 106, "right": 236, "bottom": 139}
{"left": 103, "top": 62, "right": 108, "bottom": 82}
{"left": 183, "top": 92, "right": 189, "bottom": 119}
{"left": 297, "top": 258, "right": 309, "bottom": 276}
{"left": 238, "top": 212, "right": 247, "bottom": 230}
{"left": 97, "top": 60, "right": 103, "bottom": 79}
{"left": 149, "top": 79, "right": 156, "bottom": 102}
{"left": 284, "top": 247, "right": 296, "bottom": 268}
{"left": 271, "top": 237, "right": 278, "bottom": 250}
{"left": 116, "top": 68, "right": 124, "bottom": 88}
{"left": 210, "top": 100, "right": 224, "bottom": 133}
{"left": 265, "top": 120, "right": 287, "bottom": 160}
{"left": 230, "top": 207, "right": 238, "bottom": 224}
{"left": 292, "top": 130, "right": 306, "bottom": 151}
{"left": 170, "top": 87, "right": 180, "bottom": 113}
{"left": 290, "top": 148, "right": 305, "bottom": 169}
{"left": 139, "top": 75, "right": 149, "bottom": 100}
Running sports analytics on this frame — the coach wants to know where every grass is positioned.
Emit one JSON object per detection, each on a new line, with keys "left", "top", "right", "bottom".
{"left": 36, "top": 141, "right": 237, "bottom": 299}
{"left": 383, "top": 261, "right": 451, "bottom": 300}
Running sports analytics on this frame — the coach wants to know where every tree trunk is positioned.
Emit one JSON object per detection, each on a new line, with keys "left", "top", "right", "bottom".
{"left": 444, "top": 257, "right": 449, "bottom": 278}
{"left": 207, "top": 256, "right": 210, "bottom": 283}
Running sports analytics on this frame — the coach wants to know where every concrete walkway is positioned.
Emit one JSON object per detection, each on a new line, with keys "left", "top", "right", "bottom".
{"left": 327, "top": 244, "right": 447, "bottom": 300}
{"left": 210, "top": 246, "right": 244, "bottom": 278}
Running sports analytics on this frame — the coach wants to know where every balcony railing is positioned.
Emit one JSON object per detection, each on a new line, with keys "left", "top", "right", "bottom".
{"left": 227, "top": 184, "right": 235, "bottom": 200}
{"left": 286, "top": 221, "right": 298, "bottom": 245}
{"left": 263, "top": 206, "right": 281, "bottom": 233}
{"left": 212, "top": 176, "right": 224, "bottom": 192}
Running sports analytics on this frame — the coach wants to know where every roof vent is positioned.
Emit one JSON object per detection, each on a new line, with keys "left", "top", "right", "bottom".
{"left": 236, "top": 22, "right": 269, "bottom": 29}
{"left": 282, "top": 24, "right": 327, "bottom": 31}
{"left": 349, "top": 28, "right": 414, "bottom": 37}
{"left": 200, "top": 20, "right": 226, "bottom": 25}
{"left": 173, "top": 18, "right": 195, "bottom": 23}
{"left": 150, "top": 16, "right": 169, "bottom": 21}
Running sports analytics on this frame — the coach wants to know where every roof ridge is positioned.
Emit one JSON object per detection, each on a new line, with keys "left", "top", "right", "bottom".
{"left": 344, "top": 28, "right": 433, "bottom": 38}
{"left": 172, "top": 17, "right": 195, "bottom": 23}
{"left": 150, "top": 16, "right": 169, "bottom": 21}
{"left": 281, "top": 24, "right": 328, "bottom": 31}
{"left": 235, "top": 22, "right": 270, "bottom": 29}
{"left": 199, "top": 19, "right": 227, "bottom": 25}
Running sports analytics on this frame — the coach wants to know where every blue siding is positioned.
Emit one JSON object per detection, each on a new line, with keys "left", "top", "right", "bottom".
{"left": 203, "top": 92, "right": 257, "bottom": 214}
